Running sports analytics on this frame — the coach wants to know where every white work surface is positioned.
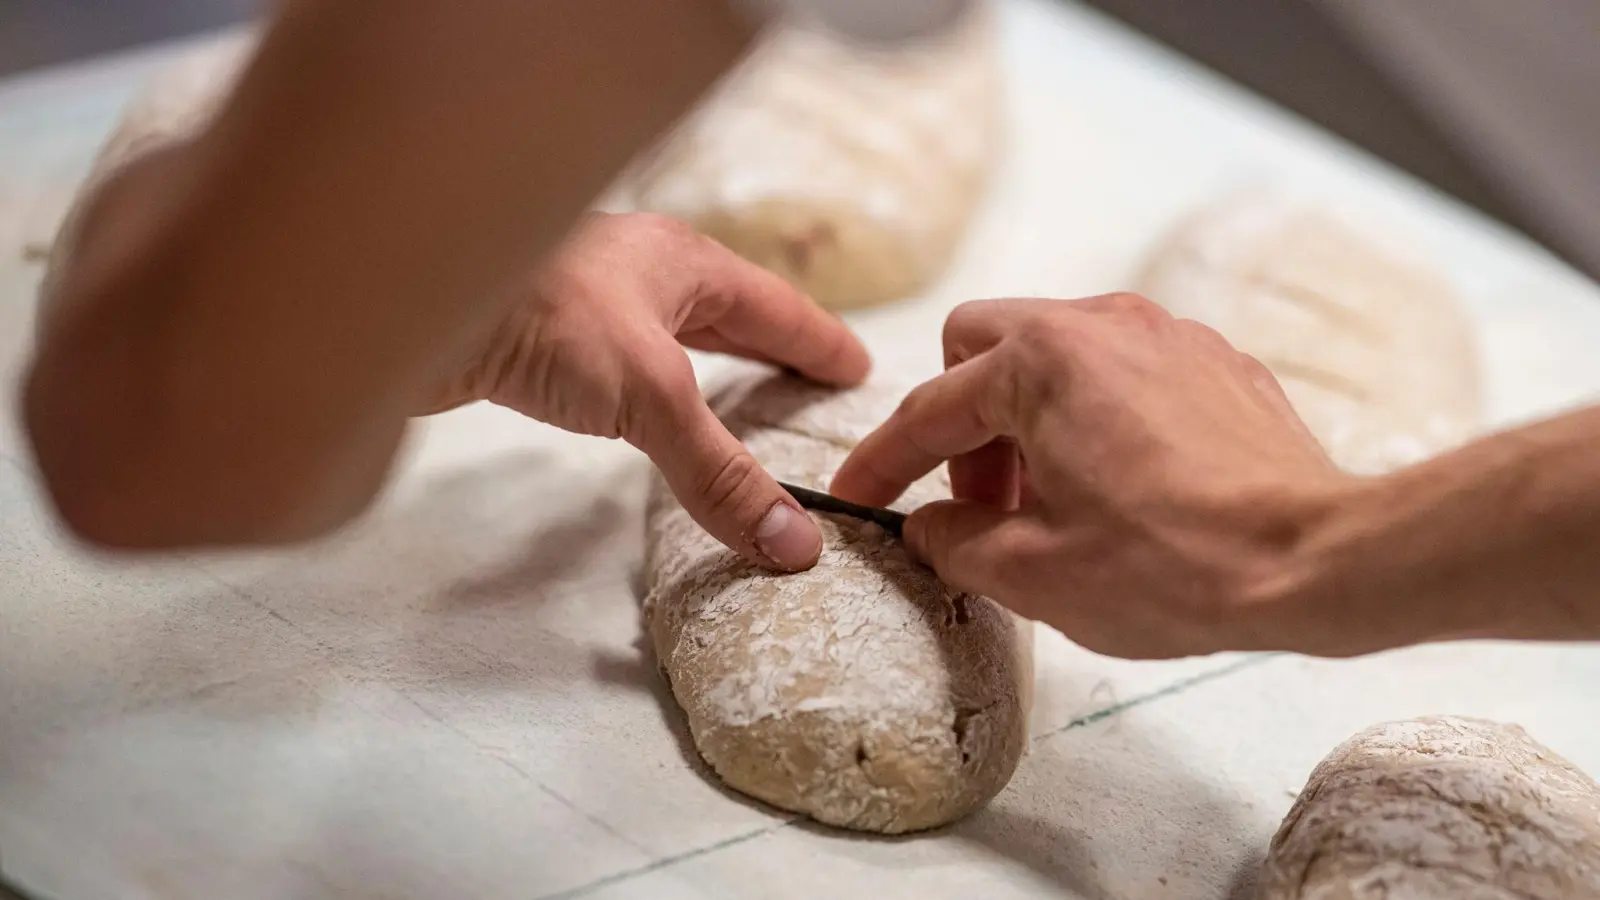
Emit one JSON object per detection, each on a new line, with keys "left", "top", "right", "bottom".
{"left": 4, "top": 2, "right": 1600, "bottom": 898}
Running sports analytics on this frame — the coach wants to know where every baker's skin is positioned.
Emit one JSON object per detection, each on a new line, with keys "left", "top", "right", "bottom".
{"left": 24, "top": 0, "right": 868, "bottom": 572}
{"left": 831, "top": 295, "right": 1600, "bottom": 658}
{"left": 22, "top": 0, "right": 1600, "bottom": 659}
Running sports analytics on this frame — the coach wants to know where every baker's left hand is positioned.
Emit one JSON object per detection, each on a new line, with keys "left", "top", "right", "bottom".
{"left": 426, "top": 212, "right": 872, "bottom": 572}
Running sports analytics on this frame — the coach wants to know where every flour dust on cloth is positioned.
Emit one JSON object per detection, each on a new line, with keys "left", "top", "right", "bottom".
{"left": 622, "top": 1, "right": 1002, "bottom": 312}
{"left": 643, "top": 375, "right": 1034, "bottom": 834}
{"left": 1138, "top": 191, "right": 1484, "bottom": 475}
{"left": 1260, "top": 716, "right": 1600, "bottom": 899}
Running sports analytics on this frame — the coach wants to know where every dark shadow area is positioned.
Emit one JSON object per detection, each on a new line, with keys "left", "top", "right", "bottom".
{"left": 951, "top": 732, "right": 1269, "bottom": 898}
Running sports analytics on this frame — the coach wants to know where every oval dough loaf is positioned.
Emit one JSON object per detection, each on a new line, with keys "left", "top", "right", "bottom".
{"left": 1137, "top": 193, "right": 1483, "bottom": 474}
{"left": 623, "top": 3, "right": 1002, "bottom": 311}
{"left": 1260, "top": 716, "right": 1600, "bottom": 899}
{"left": 643, "top": 376, "right": 1033, "bottom": 833}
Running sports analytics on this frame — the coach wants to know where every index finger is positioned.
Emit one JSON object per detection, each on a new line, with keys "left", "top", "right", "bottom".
{"left": 830, "top": 351, "right": 1020, "bottom": 507}
{"left": 685, "top": 237, "right": 872, "bottom": 387}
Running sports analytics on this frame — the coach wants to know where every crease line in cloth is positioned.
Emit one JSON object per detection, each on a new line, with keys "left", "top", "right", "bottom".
{"left": 2, "top": 448, "right": 1283, "bottom": 895}
{"left": 537, "top": 652, "right": 1285, "bottom": 900}
{"left": 394, "top": 691, "right": 659, "bottom": 859}
{"left": 182, "top": 560, "right": 658, "bottom": 858}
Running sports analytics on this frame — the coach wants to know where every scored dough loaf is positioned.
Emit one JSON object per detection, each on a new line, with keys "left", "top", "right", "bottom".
{"left": 1137, "top": 193, "right": 1483, "bottom": 475}
{"left": 643, "top": 376, "right": 1033, "bottom": 834}
{"left": 1260, "top": 716, "right": 1600, "bottom": 899}
{"left": 623, "top": 3, "right": 1002, "bottom": 311}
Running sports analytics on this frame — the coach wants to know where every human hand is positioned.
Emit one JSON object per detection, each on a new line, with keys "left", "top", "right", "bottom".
{"left": 830, "top": 294, "right": 1357, "bottom": 658}
{"left": 428, "top": 212, "right": 870, "bottom": 571}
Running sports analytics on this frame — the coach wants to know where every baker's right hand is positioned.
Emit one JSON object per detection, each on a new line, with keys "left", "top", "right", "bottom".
{"left": 830, "top": 294, "right": 1358, "bottom": 659}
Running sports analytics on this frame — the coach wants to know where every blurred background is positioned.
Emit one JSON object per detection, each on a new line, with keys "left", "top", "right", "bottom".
{"left": 0, "top": 0, "right": 258, "bottom": 76}
{"left": 1, "top": 0, "right": 1595, "bottom": 279}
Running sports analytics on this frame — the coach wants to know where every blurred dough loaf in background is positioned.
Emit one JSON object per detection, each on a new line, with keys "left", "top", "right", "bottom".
{"left": 1138, "top": 192, "right": 1483, "bottom": 475}
{"left": 622, "top": 1, "right": 1003, "bottom": 312}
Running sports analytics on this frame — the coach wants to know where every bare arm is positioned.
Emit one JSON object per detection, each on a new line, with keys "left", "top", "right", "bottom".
{"left": 25, "top": 0, "right": 757, "bottom": 548}
{"left": 1280, "top": 405, "right": 1600, "bottom": 655}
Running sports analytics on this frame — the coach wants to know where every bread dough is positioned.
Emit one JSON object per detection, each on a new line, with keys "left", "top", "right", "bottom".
{"left": 643, "top": 375, "right": 1034, "bottom": 833}
{"left": 622, "top": 2, "right": 1002, "bottom": 311}
{"left": 1137, "top": 193, "right": 1483, "bottom": 474}
{"left": 1260, "top": 716, "right": 1600, "bottom": 899}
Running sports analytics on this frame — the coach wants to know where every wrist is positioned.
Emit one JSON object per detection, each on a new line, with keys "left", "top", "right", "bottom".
{"left": 1235, "top": 473, "right": 1399, "bottom": 657}
{"left": 1251, "top": 416, "right": 1600, "bottom": 656}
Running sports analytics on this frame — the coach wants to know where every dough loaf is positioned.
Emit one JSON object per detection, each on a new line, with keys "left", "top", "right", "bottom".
{"left": 623, "top": 3, "right": 1002, "bottom": 311}
{"left": 1260, "top": 716, "right": 1600, "bottom": 899}
{"left": 643, "top": 376, "right": 1033, "bottom": 833}
{"left": 1138, "top": 194, "right": 1483, "bottom": 474}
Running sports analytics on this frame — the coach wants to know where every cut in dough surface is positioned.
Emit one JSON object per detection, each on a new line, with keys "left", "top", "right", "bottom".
{"left": 624, "top": 2, "right": 1001, "bottom": 311}
{"left": 643, "top": 376, "right": 1034, "bottom": 833}
{"left": 1260, "top": 716, "right": 1600, "bottom": 899}
{"left": 1138, "top": 193, "right": 1483, "bottom": 474}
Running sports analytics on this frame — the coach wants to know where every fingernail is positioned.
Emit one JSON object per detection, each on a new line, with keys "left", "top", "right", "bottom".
{"left": 754, "top": 501, "right": 821, "bottom": 571}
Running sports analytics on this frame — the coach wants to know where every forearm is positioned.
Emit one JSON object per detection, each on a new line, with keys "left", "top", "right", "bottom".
{"left": 25, "top": 0, "right": 754, "bottom": 548}
{"left": 1284, "top": 405, "right": 1600, "bottom": 654}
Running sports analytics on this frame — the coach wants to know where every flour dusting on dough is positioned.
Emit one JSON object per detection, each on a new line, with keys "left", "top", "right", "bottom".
{"left": 644, "top": 376, "right": 1032, "bottom": 834}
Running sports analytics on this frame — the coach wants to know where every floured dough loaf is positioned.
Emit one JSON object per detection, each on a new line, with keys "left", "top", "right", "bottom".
{"left": 39, "top": 32, "right": 258, "bottom": 324}
{"left": 643, "top": 376, "right": 1033, "bottom": 833}
{"left": 623, "top": 2, "right": 1002, "bottom": 311}
{"left": 1260, "top": 716, "right": 1600, "bottom": 899}
{"left": 1138, "top": 193, "right": 1483, "bottom": 474}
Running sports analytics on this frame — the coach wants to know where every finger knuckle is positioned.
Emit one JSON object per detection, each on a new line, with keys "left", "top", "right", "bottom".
{"left": 697, "top": 450, "right": 765, "bottom": 517}
{"left": 1009, "top": 317, "right": 1075, "bottom": 372}
{"left": 940, "top": 301, "right": 997, "bottom": 365}
{"left": 640, "top": 340, "right": 700, "bottom": 394}
{"left": 615, "top": 211, "right": 698, "bottom": 248}
{"left": 943, "top": 300, "right": 989, "bottom": 339}
{"left": 917, "top": 509, "right": 957, "bottom": 573}
{"left": 895, "top": 379, "right": 937, "bottom": 423}
{"left": 1081, "top": 290, "right": 1153, "bottom": 316}
{"left": 944, "top": 298, "right": 1053, "bottom": 361}
{"left": 1249, "top": 354, "right": 1278, "bottom": 379}
{"left": 1240, "top": 352, "right": 1278, "bottom": 384}
{"left": 989, "top": 351, "right": 1034, "bottom": 432}
{"left": 984, "top": 344, "right": 1054, "bottom": 437}
{"left": 616, "top": 344, "right": 698, "bottom": 443}
{"left": 1175, "top": 317, "right": 1230, "bottom": 346}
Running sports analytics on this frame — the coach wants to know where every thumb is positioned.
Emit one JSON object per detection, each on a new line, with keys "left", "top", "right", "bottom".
{"left": 904, "top": 499, "right": 1039, "bottom": 600}
{"left": 636, "top": 397, "right": 823, "bottom": 573}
